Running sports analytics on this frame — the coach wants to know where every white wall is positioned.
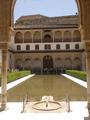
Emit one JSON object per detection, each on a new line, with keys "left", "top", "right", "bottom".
{"left": 13, "top": 42, "right": 84, "bottom": 51}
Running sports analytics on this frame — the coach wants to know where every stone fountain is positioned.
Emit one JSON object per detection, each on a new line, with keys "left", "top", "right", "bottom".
{"left": 32, "top": 96, "right": 61, "bottom": 111}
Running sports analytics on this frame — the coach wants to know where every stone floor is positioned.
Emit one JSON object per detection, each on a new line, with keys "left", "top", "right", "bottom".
{"left": 0, "top": 101, "right": 89, "bottom": 120}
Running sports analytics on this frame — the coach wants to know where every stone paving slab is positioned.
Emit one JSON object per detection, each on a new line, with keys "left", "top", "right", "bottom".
{"left": 0, "top": 102, "right": 89, "bottom": 120}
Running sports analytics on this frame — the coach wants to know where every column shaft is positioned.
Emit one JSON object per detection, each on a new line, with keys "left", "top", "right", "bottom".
{"left": 1, "top": 50, "right": 8, "bottom": 110}
{"left": 86, "top": 52, "right": 90, "bottom": 114}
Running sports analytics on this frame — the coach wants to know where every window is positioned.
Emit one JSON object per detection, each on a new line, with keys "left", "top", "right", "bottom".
{"left": 73, "top": 30, "right": 81, "bottom": 42}
{"left": 33, "top": 31, "right": 41, "bottom": 43}
{"left": 45, "top": 45, "right": 47, "bottom": 50}
{"left": 66, "top": 44, "right": 70, "bottom": 50}
{"left": 63, "top": 31, "right": 71, "bottom": 42}
{"left": 44, "top": 44, "right": 51, "bottom": 50}
{"left": 24, "top": 31, "right": 32, "bottom": 43}
{"left": 17, "top": 45, "right": 21, "bottom": 51}
{"left": 75, "top": 44, "right": 79, "bottom": 49}
{"left": 43, "top": 35, "right": 53, "bottom": 42}
{"left": 48, "top": 45, "right": 51, "bottom": 49}
{"left": 56, "top": 44, "right": 60, "bottom": 50}
{"left": 26, "top": 45, "right": 30, "bottom": 50}
{"left": 35, "top": 45, "right": 39, "bottom": 50}
{"left": 15, "top": 32, "right": 23, "bottom": 43}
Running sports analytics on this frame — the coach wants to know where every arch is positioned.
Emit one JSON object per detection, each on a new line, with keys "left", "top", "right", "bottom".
{"left": 43, "top": 34, "right": 53, "bottom": 43}
{"left": 15, "top": 32, "right": 23, "bottom": 43}
{"left": 43, "top": 55, "right": 53, "bottom": 69}
{"left": 54, "top": 31, "right": 62, "bottom": 42}
{"left": 73, "top": 57, "right": 81, "bottom": 70}
{"left": 73, "top": 30, "right": 81, "bottom": 42}
{"left": 15, "top": 59, "right": 23, "bottom": 70}
{"left": 55, "top": 58, "right": 62, "bottom": 68}
{"left": 64, "top": 58, "right": 72, "bottom": 69}
{"left": 33, "top": 31, "right": 41, "bottom": 43}
{"left": 63, "top": 31, "right": 72, "bottom": 42}
{"left": 33, "top": 58, "right": 42, "bottom": 68}
{"left": 24, "top": 31, "right": 32, "bottom": 43}
{"left": 24, "top": 58, "right": 31, "bottom": 70}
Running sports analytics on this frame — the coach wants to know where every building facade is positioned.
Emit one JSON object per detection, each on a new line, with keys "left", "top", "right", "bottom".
{"left": 9, "top": 14, "right": 86, "bottom": 74}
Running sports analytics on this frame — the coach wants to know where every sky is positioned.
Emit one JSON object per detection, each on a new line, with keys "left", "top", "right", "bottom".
{"left": 14, "top": 0, "right": 78, "bottom": 22}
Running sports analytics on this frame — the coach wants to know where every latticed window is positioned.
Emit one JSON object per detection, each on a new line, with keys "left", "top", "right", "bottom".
{"left": 54, "top": 31, "right": 62, "bottom": 42}
{"left": 26, "top": 45, "right": 30, "bottom": 50}
{"left": 45, "top": 45, "right": 47, "bottom": 50}
{"left": 44, "top": 44, "right": 51, "bottom": 50}
{"left": 15, "top": 32, "right": 23, "bottom": 43}
{"left": 17, "top": 45, "right": 21, "bottom": 50}
{"left": 75, "top": 44, "right": 79, "bottom": 49}
{"left": 56, "top": 44, "right": 60, "bottom": 50}
{"left": 33, "top": 31, "right": 41, "bottom": 43}
{"left": 35, "top": 45, "right": 39, "bottom": 50}
{"left": 73, "top": 30, "right": 81, "bottom": 42}
{"left": 66, "top": 44, "right": 70, "bottom": 50}
{"left": 43, "top": 35, "right": 53, "bottom": 42}
{"left": 24, "top": 31, "right": 32, "bottom": 43}
{"left": 63, "top": 31, "right": 71, "bottom": 42}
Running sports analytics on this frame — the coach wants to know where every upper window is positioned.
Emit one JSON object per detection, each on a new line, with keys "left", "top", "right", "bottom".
{"left": 75, "top": 44, "right": 79, "bottom": 49}
{"left": 35, "top": 45, "right": 39, "bottom": 50}
{"left": 15, "top": 32, "right": 23, "bottom": 43}
{"left": 43, "top": 35, "right": 53, "bottom": 43}
{"left": 63, "top": 31, "right": 72, "bottom": 42}
{"left": 17, "top": 45, "right": 21, "bottom": 51}
{"left": 54, "top": 31, "right": 62, "bottom": 42}
{"left": 44, "top": 44, "right": 51, "bottom": 50}
{"left": 66, "top": 44, "right": 70, "bottom": 50}
{"left": 33, "top": 31, "right": 41, "bottom": 43}
{"left": 73, "top": 30, "right": 81, "bottom": 42}
{"left": 24, "top": 31, "right": 32, "bottom": 43}
{"left": 56, "top": 44, "right": 60, "bottom": 50}
{"left": 26, "top": 45, "right": 30, "bottom": 50}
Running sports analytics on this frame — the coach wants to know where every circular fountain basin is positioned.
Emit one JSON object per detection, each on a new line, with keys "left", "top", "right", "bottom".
{"left": 32, "top": 101, "right": 61, "bottom": 111}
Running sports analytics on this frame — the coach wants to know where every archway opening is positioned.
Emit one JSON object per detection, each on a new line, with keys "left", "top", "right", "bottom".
{"left": 43, "top": 55, "right": 53, "bottom": 72}
{"left": 2, "top": 0, "right": 88, "bottom": 115}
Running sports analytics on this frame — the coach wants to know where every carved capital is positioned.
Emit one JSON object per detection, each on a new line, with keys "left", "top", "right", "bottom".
{"left": 84, "top": 41, "right": 90, "bottom": 52}
{"left": 0, "top": 42, "right": 8, "bottom": 50}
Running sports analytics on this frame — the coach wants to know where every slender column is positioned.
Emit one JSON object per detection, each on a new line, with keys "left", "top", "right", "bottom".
{"left": 86, "top": 52, "right": 90, "bottom": 116}
{"left": 32, "top": 31, "right": 34, "bottom": 43}
{"left": 1, "top": 49, "right": 8, "bottom": 110}
{"left": 62, "top": 30, "right": 64, "bottom": 42}
{"left": 41, "top": 30, "right": 43, "bottom": 43}
{"left": 53, "top": 30, "right": 54, "bottom": 43}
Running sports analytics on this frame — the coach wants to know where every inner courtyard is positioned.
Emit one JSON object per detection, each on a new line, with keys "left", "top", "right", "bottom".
{"left": 8, "top": 14, "right": 85, "bottom": 74}
{"left": 0, "top": 0, "right": 90, "bottom": 119}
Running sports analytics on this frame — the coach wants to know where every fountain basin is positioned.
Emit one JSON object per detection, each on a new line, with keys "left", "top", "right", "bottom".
{"left": 32, "top": 101, "right": 61, "bottom": 111}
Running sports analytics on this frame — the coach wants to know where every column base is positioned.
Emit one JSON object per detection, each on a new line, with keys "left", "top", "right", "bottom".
{"left": 0, "top": 103, "right": 7, "bottom": 111}
{"left": 84, "top": 103, "right": 90, "bottom": 119}
{"left": 84, "top": 117, "right": 90, "bottom": 120}
{"left": 87, "top": 103, "right": 90, "bottom": 117}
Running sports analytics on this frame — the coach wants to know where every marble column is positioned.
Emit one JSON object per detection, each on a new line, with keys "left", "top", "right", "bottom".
{"left": 86, "top": 54, "right": 90, "bottom": 111}
{"left": 85, "top": 42, "right": 90, "bottom": 114}
{"left": 1, "top": 49, "right": 8, "bottom": 110}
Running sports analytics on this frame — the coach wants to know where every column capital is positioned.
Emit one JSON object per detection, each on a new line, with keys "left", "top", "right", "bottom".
{"left": 85, "top": 41, "right": 90, "bottom": 52}
{"left": 0, "top": 42, "right": 8, "bottom": 50}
